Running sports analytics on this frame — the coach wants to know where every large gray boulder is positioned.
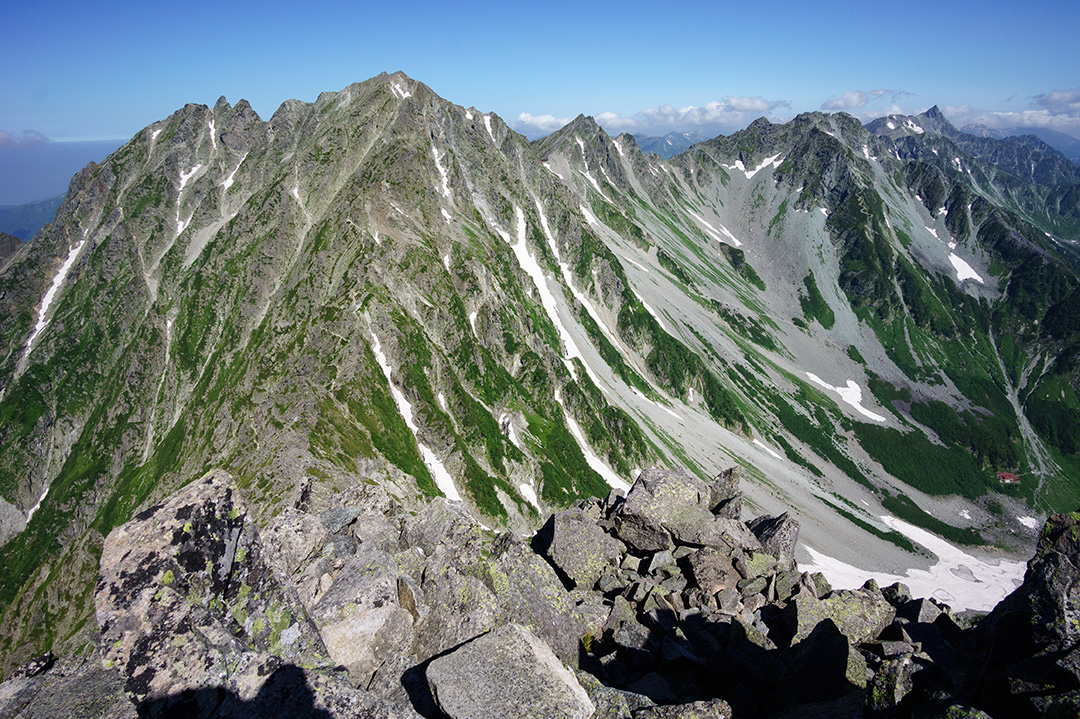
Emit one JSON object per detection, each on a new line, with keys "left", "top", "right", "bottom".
{"left": 308, "top": 549, "right": 415, "bottom": 687}
{"left": 539, "top": 508, "right": 624, "bottom": 589}
{"left": 94, "top": 469, "right": 393, "bottom": 718}
{"left": 954, "top": 512, "right": 1080, "bottom": 717}
{"left": 786, "top": 584, "right": 896, "bottom": 647}
{"left": 747, "top": 513, "right": 800, "bottom": 570}
{"left": 614, "top": 468, "right": 713, "bottom": 552}
{"left": 426, "top": 624, "right": 594, "bottom": 719}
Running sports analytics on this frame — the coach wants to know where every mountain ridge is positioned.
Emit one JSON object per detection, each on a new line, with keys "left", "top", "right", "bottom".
{"left": 1, "top": 72, "right": 1077, "bottom": 673}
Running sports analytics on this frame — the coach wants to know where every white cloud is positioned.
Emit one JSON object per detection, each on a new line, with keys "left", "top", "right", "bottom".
{"left": 512, "top": 96, "right": 790, "bottom": 139}
{"left": 822, "top": 91, "right": 871, "bottom": 111}
{"left": 1034, "top": 88, "right": 1080, "bottom": 115}
{"left": 821, "top": 89, "right": 913, "bottom": 113}
{"left": 946, "top": 90, "right": 1080, "bottom": 139}
{"left": 596, "top": 96, "right": 790, "bottom": 137}
{"left": 512, "top": 112, "right": 574, "bottom": 137}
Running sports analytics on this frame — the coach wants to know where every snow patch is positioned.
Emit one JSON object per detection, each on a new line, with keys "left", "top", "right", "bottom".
{"left": 22, "top": 238, "right": 88, "bottom": 362}
{"left": 949, "top": 253, "right": 984, "bottom": 283}
{"left": 390, "top": 82, "right": 411, "bottom": 100}
{"left": 819, "top": 208, "right": 829, "bottom": 217}
{"left": 805, "top": 373, "right": 886, "bottom": 422}
{"left": 886, "top": 121, "right": 896, "bottom": 130}
{"left": 904, "top": 119, "right": 925, "bottom": 134}
{"left": 222, "top": 154, "right": 247, "bottom": 191}
{"left": 441, "top": 207, "right": 452, "bottom": 224}
{"left": 498, "top": 206, "right": 600, "bottom": 387}
{"left": 640, "top": 298, "right": 668, "bottom": 332}
{"left": 208, "top": 119, "right": 217, "bottom": 152}
{"left": 862, "top": 145, "right": 870, "bottom": 159}
{"left": 432, "top": 147, "right": 452, "bottom": 200}
{"left": 438, "top": 392, "right": 448, "bottom": 411}
{"left": 687, "top": 209, "right": 741, "bottom": 247}
{"left": 580, "top": 204, "right": 601, "bottom": 227}
{"left": 753, "top": 438, "right": 783, "bottom": 460}
{"left": 612, "top": 138, "right": 625, "bottom": 158}
{"left": 925, "top": 226, "right": 939, "bottom": 240}
{"left": 468, "top": 311, "right": 478, "bottom": 337}
{"left": 483, "top": 115, "right": 497, "bottom": 144}
{"left": 176, "top": 165, "right": 203, "bottom": 234}
{"left": 500, "top": 412, "right": 523, "bottom": 450}
{"left": 519, "top": 483, "right": 541, "bottom": 510}
{"left": 801, "top": 516, "right": 1026, "bottom": 612}
{"left": 443, "top": 253, "right": 451, "bottom": 272}
{"left": 1017, "top": 516, "right": 1039, "bottom": 529}
{"left": 370, "top": 331, "right": 460, "bottom": 501}
{"left": 580, "top": 169, "right": 611, "bottom": 202}
{"left": 563, "top": 410, "right": 630, "bottom": 492}
{"left": 745, "top": 154, "right": 783, "bottom": 179}
{"left": 151, "top": 128, "right": 161, "bottom": 141}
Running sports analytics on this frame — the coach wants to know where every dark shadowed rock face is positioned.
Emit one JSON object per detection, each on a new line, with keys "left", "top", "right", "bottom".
{"left": 954, "top": 511, "right": 1080, "bottom": 718}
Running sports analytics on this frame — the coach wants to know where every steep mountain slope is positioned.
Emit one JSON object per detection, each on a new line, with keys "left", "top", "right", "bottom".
{"left": 961, "top": 124, "right": 1080, "bottom": 165}
{"left": 869, "top": 106, "right": 1080, "bottom": 243}
{"left": 1, "top": 73, "right": 1079, "bottom": 672}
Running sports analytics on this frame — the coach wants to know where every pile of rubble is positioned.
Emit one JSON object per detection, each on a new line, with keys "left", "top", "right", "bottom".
{"left": 2, "top": 465, "right": 1078, "bottom": 718}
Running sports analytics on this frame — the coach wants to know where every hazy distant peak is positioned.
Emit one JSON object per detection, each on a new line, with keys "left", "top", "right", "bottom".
{"left": 0, "top": 129, "right": 49, "bottom": 147}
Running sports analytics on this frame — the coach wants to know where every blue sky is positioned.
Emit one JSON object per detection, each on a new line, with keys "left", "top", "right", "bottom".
{"left": 2, "top": 0, "right": 1079, "bottom": 144}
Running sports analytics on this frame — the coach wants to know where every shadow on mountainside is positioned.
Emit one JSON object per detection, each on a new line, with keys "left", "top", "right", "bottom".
{"left": 134, "top": 664, "right": 331, "bottom": 719}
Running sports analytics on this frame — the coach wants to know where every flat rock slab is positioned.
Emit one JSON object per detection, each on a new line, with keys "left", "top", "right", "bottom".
{"left": 426, "top": 623, "right": 594, "bottom": 719}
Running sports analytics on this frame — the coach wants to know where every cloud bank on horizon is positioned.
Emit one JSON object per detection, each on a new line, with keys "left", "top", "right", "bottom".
{"left": 512, "top": 86, "right": 1080, "bottom": 141}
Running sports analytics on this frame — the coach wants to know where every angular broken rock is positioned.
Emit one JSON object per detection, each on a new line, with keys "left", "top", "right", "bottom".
{"left": 426, "top": 624, "right": 594, "bottom": 719}
{"left": 94, "top": 469, "right": 381, "bottom": 718}
{"left": 614, "top": 468, "right": 713, "bottom": 552}
{"left": 687, "top": 547, "right": 740, "bottom": 596}
{"left": 746, "top": 513, "right": 799, "bottom": 570}
{"left": 540, "top": 508, "right": 624, "bottom": 588}
{"left": 787, "top": 585, "right": 896, "bottom": 646}
{"left": 308, "top": 549, "right": 415, "bottom": 687}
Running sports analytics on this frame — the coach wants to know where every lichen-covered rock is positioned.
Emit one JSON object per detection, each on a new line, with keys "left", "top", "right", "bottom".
{"left": 670, "top": 516, "right": 762, "bottom": 553}
{"left": 614, "top": 469, "right": 713, "bottom": 552}
{"left": 746, "top": 513, "right": 800, "bottom": 570}
{"left": 632, "top": 698, "right": 733, "bottom": 718}
{"left": 539, "top": 508, "right": 624, "bottom": 589}
{"left": 308, "top": 549, "right": 415, "bottom": 687}
{"left": 94, "top": 469, "right": 388, "bottom": 718}
{"left": 787, "top": 585, "right": 895, "bottom": 646}
{"left": 0, "top": 648, "right": 133, "bottom": 719}
{"left": 707, "top": 466, "right": 743, "bottom": 520}
{"left": 260, "top": 507, "right": 330, "bottom": 577}
{"left": 954, "top": 512, "right": 1080, "bottom": 717}
{"left": 485, "top": 533, "right": 593, "bottom": 665}
{"left": 411, "top": 549, "right": 500, "bottom": 661}
{"left": 426, "top": 624, "right": 594, "bottom": 719}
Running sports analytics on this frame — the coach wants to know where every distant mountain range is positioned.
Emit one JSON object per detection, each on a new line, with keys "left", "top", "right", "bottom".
{"left": 960, "top": 124, "right": 1080, "bottom": 164}
{"left": 2, "top": 75, "right": 1080, "bottom": 677}
{"left": 0, "top": 195, "right": 63, "bottom": 240}
{"left": 632, "top": 130, "right": 712, "bottom": 158}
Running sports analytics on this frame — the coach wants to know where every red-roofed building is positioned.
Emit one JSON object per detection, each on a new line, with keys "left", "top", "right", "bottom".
{"left": 996, "top": 471, "right": 1019, "bottom": 484}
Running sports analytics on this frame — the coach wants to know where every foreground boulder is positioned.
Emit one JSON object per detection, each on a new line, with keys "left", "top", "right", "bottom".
{"left": 426, "top": 623, "right": 594, "bottom": 719}
{"left": 94, "top": 469, "right": 394, "bottom": 718}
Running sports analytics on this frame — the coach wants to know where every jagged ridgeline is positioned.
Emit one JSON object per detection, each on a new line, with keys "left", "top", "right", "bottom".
{"left": 1, "top": 72, "right": 1080, "bottom": 671}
